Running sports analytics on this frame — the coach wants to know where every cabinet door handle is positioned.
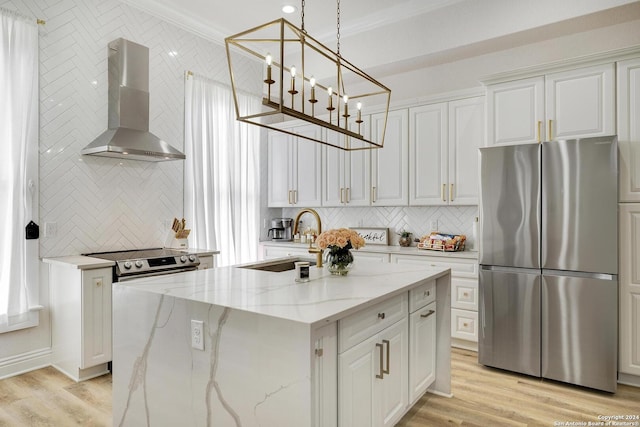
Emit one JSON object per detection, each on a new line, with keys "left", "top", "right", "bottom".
{"left": 288, "top": 190, "right": 292, "bottom": 204}
{"left": 441, "top": 184, "right": 446, "bottom": 202}
{"left": 382, "top": 339, "right": 390, "bottom": 375}
{"left": 537, "top": 120, "right": 542, "bottom": 143}
{"left": 375, "top": 343, "right": 384, "bottom": 379}
{"left": 340, "top": 188, "right": 344, "bottom": 203}
{"left": 450, "top": 183, "right": 454, "bottom": 202}
{"left": 377, "top": 312, "right": 386, "bottom": 320}
{"left": 548, "top": 119, "right": 553, "bottom": 141}
{"left": 346, "top": 187, "right": 350, "bottom": 203}
{"left": 372, "top": 186, "right": 377, "bottom": 202}
{"left": 294, "top": 190, "right": 298, "bottom": 204}
{"left": 420, "top": 309, "right": 435, "bottom": 318}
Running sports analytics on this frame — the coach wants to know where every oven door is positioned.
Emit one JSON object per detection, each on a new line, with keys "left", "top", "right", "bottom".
{"left": 117, "top": 266, "right": 199, "bottom": 282}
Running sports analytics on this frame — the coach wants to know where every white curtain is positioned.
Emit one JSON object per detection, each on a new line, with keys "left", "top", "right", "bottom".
{"left": 184, "top": 74, "right": 261, "bottom": 267}
{"left": 0, "top": 8, "right": 39, "bottom": 331}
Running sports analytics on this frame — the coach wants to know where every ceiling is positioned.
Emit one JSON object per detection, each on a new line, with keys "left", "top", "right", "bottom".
{"left": 121, "top": 0, "right": 640, "bottom": 77}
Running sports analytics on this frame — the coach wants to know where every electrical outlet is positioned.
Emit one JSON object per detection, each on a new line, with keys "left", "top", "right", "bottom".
{"left": 44, "top": 222, "right": 57, "bottom": 238}
{"left": 191, "top": 320, "right": 204, "bottom": 351}
{"left": 429, "top": 220, "right": 438, "bottom": 231}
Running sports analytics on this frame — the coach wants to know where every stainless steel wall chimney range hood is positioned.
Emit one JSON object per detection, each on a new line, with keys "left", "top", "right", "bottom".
{"left": 82, "top": 38, "right": 185, "bottom": 162}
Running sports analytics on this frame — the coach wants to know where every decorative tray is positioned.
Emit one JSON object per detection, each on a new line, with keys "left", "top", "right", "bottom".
{"left": 417, "top": 232, "right": 466, "bottom": 252}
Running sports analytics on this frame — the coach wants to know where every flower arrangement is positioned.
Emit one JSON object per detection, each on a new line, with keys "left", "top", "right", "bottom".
{"left": 316, "top": 228, "right": 366, "bottom": 251}
{"left": 315, "top": 228, "right": 365, "bottom": 275}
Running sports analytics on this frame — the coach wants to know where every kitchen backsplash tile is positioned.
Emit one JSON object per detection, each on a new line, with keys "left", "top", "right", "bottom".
{"left": 4, "top": 0, "right": 261, "bottom": 257}
{"left": 282, "top": 206, "right": 479, "bottom": 248}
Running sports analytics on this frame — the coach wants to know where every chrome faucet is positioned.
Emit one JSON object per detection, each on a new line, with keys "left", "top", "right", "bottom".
{"left": 293, "top": 208, "right": 323, "bottom": 268}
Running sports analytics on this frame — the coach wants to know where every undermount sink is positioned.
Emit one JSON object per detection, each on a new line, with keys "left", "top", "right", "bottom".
{"left": 238, "top": 258, "right": 317, "bottom": 272}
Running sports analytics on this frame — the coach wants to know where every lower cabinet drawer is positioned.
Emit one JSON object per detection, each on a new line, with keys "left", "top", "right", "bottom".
{"left": 451, "top": 308, "right": 478, "bottom": 342}
{"left": 339, "top": 293, "right": 407, "bottom": 353}
{"left": 409, "top": 280, "right": 436, "bottom": 313}
{"left": 451, "top": 278, "right": 478, "bottom": 311}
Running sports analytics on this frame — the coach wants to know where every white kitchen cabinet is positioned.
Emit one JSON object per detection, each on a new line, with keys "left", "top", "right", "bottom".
{"left": 261, "top": 243, "right": 312, "bottom": 259}
{"left": 268, "top": 124, "right": 322, "bottom": 207}
{"left": 618, "top": 57, "right": 640, "bottom": 202}
{"left": 50, "top": 265, "right": 112, "bottom": 381}
{"left": 619, "top": 203, "right": 640, "bottom": 378}
{"left": 408, "top": 278, "right": 436, "bottom": 404}
{"left": 485, "top": 63, "right": 615, "bottom": 145}
{"left": 409, "top": 97, "right": 484, "bottom": 206}
{"left": 313, "top": 323, "right": 338, "bottom": 427}
{"left": 486, "top": 77, "right": 545, "bottom": 145}
{"left": 322, "top": 126, "right": 371, "bottom": 206}
{"left": 371, "top": 109, "right": 409, "bottom": 206}
{"left": 353, "top": 251, "right": 390, "bottom": 263}
{"left": 339, "top": 317, "right": 408, "bottom": 427}
{"left": 391, "top": 252, "right": 479, "bottom": 350}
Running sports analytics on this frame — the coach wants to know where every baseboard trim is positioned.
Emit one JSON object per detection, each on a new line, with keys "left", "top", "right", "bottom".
{"left": 618, "top": 372, "right": 640, "bottom": 388}
{"left": 0, "top": 347, "right": 52, "bottom": 380}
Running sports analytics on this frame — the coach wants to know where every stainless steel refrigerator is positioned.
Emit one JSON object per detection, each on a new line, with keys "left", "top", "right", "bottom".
{"left": 478, "top": 136, "right": 618, "bottom": 393}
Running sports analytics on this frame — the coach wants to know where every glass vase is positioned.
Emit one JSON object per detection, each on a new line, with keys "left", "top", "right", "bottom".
{"left": 325, "top": 247, "right": 354, "bottom": 276}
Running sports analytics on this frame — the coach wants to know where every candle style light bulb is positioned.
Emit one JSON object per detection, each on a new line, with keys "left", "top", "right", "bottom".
{"left": 357, "top": 102, "right": 362, "bottom": 110}
{"left": 288, "top": 65, "right": 298, "bottom": 98}
{"left": 290, "top": 66, "right": 296, "bottom": 78}
{"left": 265, "top": 53, "right": 272, "bottom": 66}
{"left": 309, "top": 76, "right": 318, "bottom": 107}
{"left": 327, "top": 86, "right": 332, "bottom": 96}
{"left": 343, "top": 94, "right": 349, "bottom": 103}
{"left": 310, "top": 76, "right": 316, "bottom": 87}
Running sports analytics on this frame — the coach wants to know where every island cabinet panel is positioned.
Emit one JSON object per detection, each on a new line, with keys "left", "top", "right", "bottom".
{"left": 409, "top": 301, "right": 436, "bottom": 403}
{"left": 338, "top": 317, "right": 408, "bottom": 427}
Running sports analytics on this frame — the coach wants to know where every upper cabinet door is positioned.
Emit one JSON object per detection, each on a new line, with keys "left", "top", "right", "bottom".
{"left": 448, "top": 96, "right": 484, "bottom": 205}
{"left": 545, "top": 63, "right": 615, "bottom": 141}
{"left": 371, "top": 109, "right": 409, "bottom": 206}
{"left": 618, "top": 57, "right": 640, "bottom": 202}
{"left": 267, "top": 131, "right": 293, "bottom": 207}
{"left": 294, "top": 125, "right": 323, "bottom": 207}
{"left": 409, "top": 103, "right": 448, "bottom": 205}
{"left": 486, "top": 77, "right": 545, "bottom": 146}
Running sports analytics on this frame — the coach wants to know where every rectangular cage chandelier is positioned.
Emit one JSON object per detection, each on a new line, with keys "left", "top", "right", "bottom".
{"left": 225, "top": 14, "right": 391, "bottom": 151}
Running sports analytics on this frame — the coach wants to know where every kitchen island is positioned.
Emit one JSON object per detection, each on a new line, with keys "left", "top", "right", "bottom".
{"left": 112, "top": 259, "right": 451, "bottom": 427}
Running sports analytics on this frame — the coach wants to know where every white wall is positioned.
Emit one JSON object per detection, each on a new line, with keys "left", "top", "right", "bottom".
{"left": 0, "top": 0, "right": 259, "bottom": 377}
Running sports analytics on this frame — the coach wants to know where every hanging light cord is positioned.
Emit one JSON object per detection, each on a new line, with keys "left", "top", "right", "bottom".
{"left": 301, "top": 0, "right": 306, "bottom": 33}
{"left": 336, "top": 0, "right": 341, "bottom": 56}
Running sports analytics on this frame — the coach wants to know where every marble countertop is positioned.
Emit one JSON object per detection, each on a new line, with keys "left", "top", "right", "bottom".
{"left": 114, "top": 259, "right": 450, "bottom": 328}
{"left": 260, "top": 240, "right": 478, "bottom": 259}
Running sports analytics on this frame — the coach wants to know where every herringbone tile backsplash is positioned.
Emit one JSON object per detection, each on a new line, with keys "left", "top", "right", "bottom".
{"left": 283, "top": 206, "right": 479, "bottom": 247}
{"left": 4, "top": 0, "right": 260, "bottom": 257}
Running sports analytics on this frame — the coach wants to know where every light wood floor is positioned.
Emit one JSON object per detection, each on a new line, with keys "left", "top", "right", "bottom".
{"left": 0, "top": 349, "right": 638, "bottom": 426}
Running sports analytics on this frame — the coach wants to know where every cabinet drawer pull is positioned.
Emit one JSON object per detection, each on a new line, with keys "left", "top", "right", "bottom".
{"left": 420, "top": 309, "right": 435, "bottom": 318}
{"left": 423, "top": 290, "right": 430, "bottom": 297}
{"left": 463, "top": 292, "right": 469, "bottom": 297}
{"left": 377, "top": 312, "right": 386, "bottom": 320}
{"left": 382, "top": 339, "right": 390, "bottom": 375}
{"left": 463, "top": 322, "right": 469, "bottom": 327}
{"left": 375, "top": 343, "right": 384, "bottom": 379}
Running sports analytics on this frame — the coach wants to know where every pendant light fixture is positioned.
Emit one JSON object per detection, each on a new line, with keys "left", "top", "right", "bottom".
{"left": 225, "top": 0, "right": 391, "bottom": 151}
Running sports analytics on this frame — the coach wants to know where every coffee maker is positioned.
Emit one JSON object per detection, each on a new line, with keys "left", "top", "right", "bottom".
{"left": 268, "top": 218, "right": 293, "bottom": 241}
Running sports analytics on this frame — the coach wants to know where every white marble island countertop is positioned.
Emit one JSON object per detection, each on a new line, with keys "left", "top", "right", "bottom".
{"left": 114, "top": 258, "right": 450, "bottom": 328}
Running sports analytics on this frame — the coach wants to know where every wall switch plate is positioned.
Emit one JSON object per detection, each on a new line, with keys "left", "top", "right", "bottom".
{"left": 429, "top": 220, "right": 438, "bottom": 231}
{"left": 191, "top": 320, "right": 204, "bottom": 351}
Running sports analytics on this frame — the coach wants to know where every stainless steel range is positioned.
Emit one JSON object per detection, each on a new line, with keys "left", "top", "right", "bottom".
{"left": 85, "top": 248, "right": 200, "bottom": 281}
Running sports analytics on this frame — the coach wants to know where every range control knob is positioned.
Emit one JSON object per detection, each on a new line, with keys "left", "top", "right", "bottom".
{"left": 180, "top": 255, "right": 187, "bottom": 263}
{"left": 123, "top": 261, "right": 132, "bottom": 269}
{"left": 188, "top": 254, "right": 197, "bottom": 262}
{"left": 135, "top": 260, "right": 144, "bottom": 268}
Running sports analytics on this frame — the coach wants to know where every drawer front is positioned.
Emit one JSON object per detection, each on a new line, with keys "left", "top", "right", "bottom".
{"left": 409, "top": 280, "right": 436, "bottom": 313}
{"left": 339, "top": 293, "right": 408, "bottom": 353}
{"left": 451, "top": 278, "right": 478, "bottom": 311}
{"left": 352, "top": 251, "right": 390, "bottom": 263}
{"left": 390, "top": 254, "right": 478, "bottom": 278}
{"left": 262, "top": 245, "right": 309, "bottom": 259}
{"left": 451, "top": 308, "right": 478, "bottom": 342}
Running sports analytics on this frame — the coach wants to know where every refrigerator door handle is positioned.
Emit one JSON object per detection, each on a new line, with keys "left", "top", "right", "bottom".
{"left": 542, "top": 269, "right": 616, "bottom": 281}
{"left": 480, "top": 265, "right": 540, "bottom": 275}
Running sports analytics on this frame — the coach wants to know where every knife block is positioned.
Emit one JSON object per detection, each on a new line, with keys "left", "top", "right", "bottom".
{"left": 164, "top": 231, "right": 188, "bottom": 249}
